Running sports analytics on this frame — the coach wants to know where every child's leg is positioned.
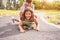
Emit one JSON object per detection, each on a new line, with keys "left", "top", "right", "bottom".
{"left": 12, "top": 18, "right": 19, "bottom": 23}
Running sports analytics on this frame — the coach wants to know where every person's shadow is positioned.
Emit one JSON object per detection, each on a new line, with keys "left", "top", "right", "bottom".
{"left": 0, "top": 23, "right": 20, "bottom": 38}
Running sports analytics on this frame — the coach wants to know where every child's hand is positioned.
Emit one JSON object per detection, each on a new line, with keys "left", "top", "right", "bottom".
{"left": 20, "top": 29, "right": 25, "bottom": 33}
{"left": 34, "top": 27, "right": 40, "bottom": 31}
{"left": 36, "top": 25, "right": 40, "bottom": 31}
{"left": 12, "top": 16, "right": 15, "bottom": 23}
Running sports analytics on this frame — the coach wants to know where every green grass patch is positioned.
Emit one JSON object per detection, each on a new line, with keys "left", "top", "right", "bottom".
{"left": 36, "top": 10, "right": 60, "bottom": 14}
{"left": 0, "top": 9, "right": 60, "bottom": 17}
{"left": 0, "top": 9, "right": 19, "bottom": 16}
{"left": 36, "top": 10, "right": 60, "bottom": 24}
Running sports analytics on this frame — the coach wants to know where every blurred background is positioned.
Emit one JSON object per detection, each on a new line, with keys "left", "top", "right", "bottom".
{"left": 0, "top": 0, "right": 60, "bottom": 25}
{"left": 0, "top": 0, "right": 60, "bottom": 10}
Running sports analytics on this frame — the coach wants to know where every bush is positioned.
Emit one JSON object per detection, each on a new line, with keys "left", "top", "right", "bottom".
{"left": 33, "top": 1, "right": 43, "bottom": 9}
{"left": 19, "top": 0, "right": 24, "bottom": 8}
{"left": 55, "top": 4, "right": 60, "bottom": 10}
{"left": 33, "top": 0, "right": 60, "bottom": 10}
{"left": 0, "top": 4, "right": 4, "bottom": 9}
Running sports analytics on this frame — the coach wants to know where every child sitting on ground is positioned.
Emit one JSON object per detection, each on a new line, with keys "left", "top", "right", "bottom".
{"left": 18, "top": 9, "right": 39, "bottom": 32}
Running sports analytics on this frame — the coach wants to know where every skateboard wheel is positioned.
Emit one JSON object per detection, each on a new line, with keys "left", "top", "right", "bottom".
{"left": 24, "top": 26, "right": 28, "bottom": 29}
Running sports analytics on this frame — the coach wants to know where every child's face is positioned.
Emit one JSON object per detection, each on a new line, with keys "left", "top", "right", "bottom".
{"left": 25, "top": 11, "right": 31, "bottom": 20}
{"left": 26, "top": 2, "right": 32, "bottom": 7}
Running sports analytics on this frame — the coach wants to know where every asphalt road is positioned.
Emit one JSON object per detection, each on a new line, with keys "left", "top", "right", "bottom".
{"left": 0, "top": 14, "right": 60, "bottom": 40}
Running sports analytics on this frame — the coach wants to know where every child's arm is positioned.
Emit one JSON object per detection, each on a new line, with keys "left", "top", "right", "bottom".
{"left": 34, "top": 18, "right": 38, "bottom": 27}
{"left": 18, "top": 20, "right": 25, "bottom": 32}
{"left": 34, "top": 18, "right": 40, "bottom": 31}
{"left": 19, "top": 8, "right": 25, "bottom": 17}
{"left": 32, "top": 4, "right": 35, "bottom": 13}
{"left": 19, "top": 2, "right": 26, "bottom": 17}
{"left": 18, "top": 20, "right": 23, "bottom": 30}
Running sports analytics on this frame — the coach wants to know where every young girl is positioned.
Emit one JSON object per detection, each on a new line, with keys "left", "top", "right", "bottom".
{"left": 18, "top": 9, "right": 39, "bottom": 32}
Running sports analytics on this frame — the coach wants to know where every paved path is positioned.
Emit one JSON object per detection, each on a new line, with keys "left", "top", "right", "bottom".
{"left": 0, "top": 14, "right": 60, "bottom": 40}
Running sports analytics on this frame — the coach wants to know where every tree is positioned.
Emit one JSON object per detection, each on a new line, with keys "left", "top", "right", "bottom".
{"left": 13, "top": 0, "right": 16, "bottom": 10}
{"left": 0, "top": 0, "right": 2, "bottom": 7}
{"left": 19, "top": 0, "right": 24, "bottom": 7}
{"left": 0, "top": 0, "right": 4, "bottom": 9}
{"left": 6, "top": 0, "right": 11, "bottom": 9}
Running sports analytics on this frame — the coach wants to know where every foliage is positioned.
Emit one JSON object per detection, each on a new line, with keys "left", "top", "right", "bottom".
{"left": 6, "top": 0, "right": 11, "bottom": 10}
{"left": 33, "top": 0, "right": 60, "bottom": 10}
{"left": 33, "top": 1, "right": 42, "bottom": 9}
{"left": 0, "top": 9, "right": 19, "bottom": 16}
{"left": 0, "top": 0, "right": 4, "bottom": 9}
{"left": 0, "top": 0, "right": 60, "bottom": 10}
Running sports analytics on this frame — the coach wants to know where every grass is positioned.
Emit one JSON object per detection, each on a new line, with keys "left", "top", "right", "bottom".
{"left": 0, "top": 9, "right": 19, "bottom": 16}
{"left": 0, "top": 9, "right": 60, "bottom": 16}
{"left": 36, "top": 10, "right": 60, "bottom": 14}
{"left": 36, "top": 10, "right": 60, "bottom": 24}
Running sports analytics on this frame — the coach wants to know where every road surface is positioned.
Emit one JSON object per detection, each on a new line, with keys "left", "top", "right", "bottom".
{"left": 0, "top": 14, "right": 60, "bottom": 40}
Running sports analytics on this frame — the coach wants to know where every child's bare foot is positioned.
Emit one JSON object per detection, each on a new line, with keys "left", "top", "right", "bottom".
{"left": 12, "top": 18, "right": 15, "bottom": 23}
{"left": 12, "top": 16, "right": 19, "bottom": 23}
{"left": 12, "top": 16, "right": 15, "bottom": 23}
{"left": 20, "top": 29, "right": 25, "bottom": 33}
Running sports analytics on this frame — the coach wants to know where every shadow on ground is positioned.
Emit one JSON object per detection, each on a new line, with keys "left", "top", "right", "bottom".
{"left": 0, "top": 23, "right": 20, "bottom": 38}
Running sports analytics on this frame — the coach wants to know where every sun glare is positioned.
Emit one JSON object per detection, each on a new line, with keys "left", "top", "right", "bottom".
{"left": 46, "top": 0, "right": 53, "bottom": 3}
